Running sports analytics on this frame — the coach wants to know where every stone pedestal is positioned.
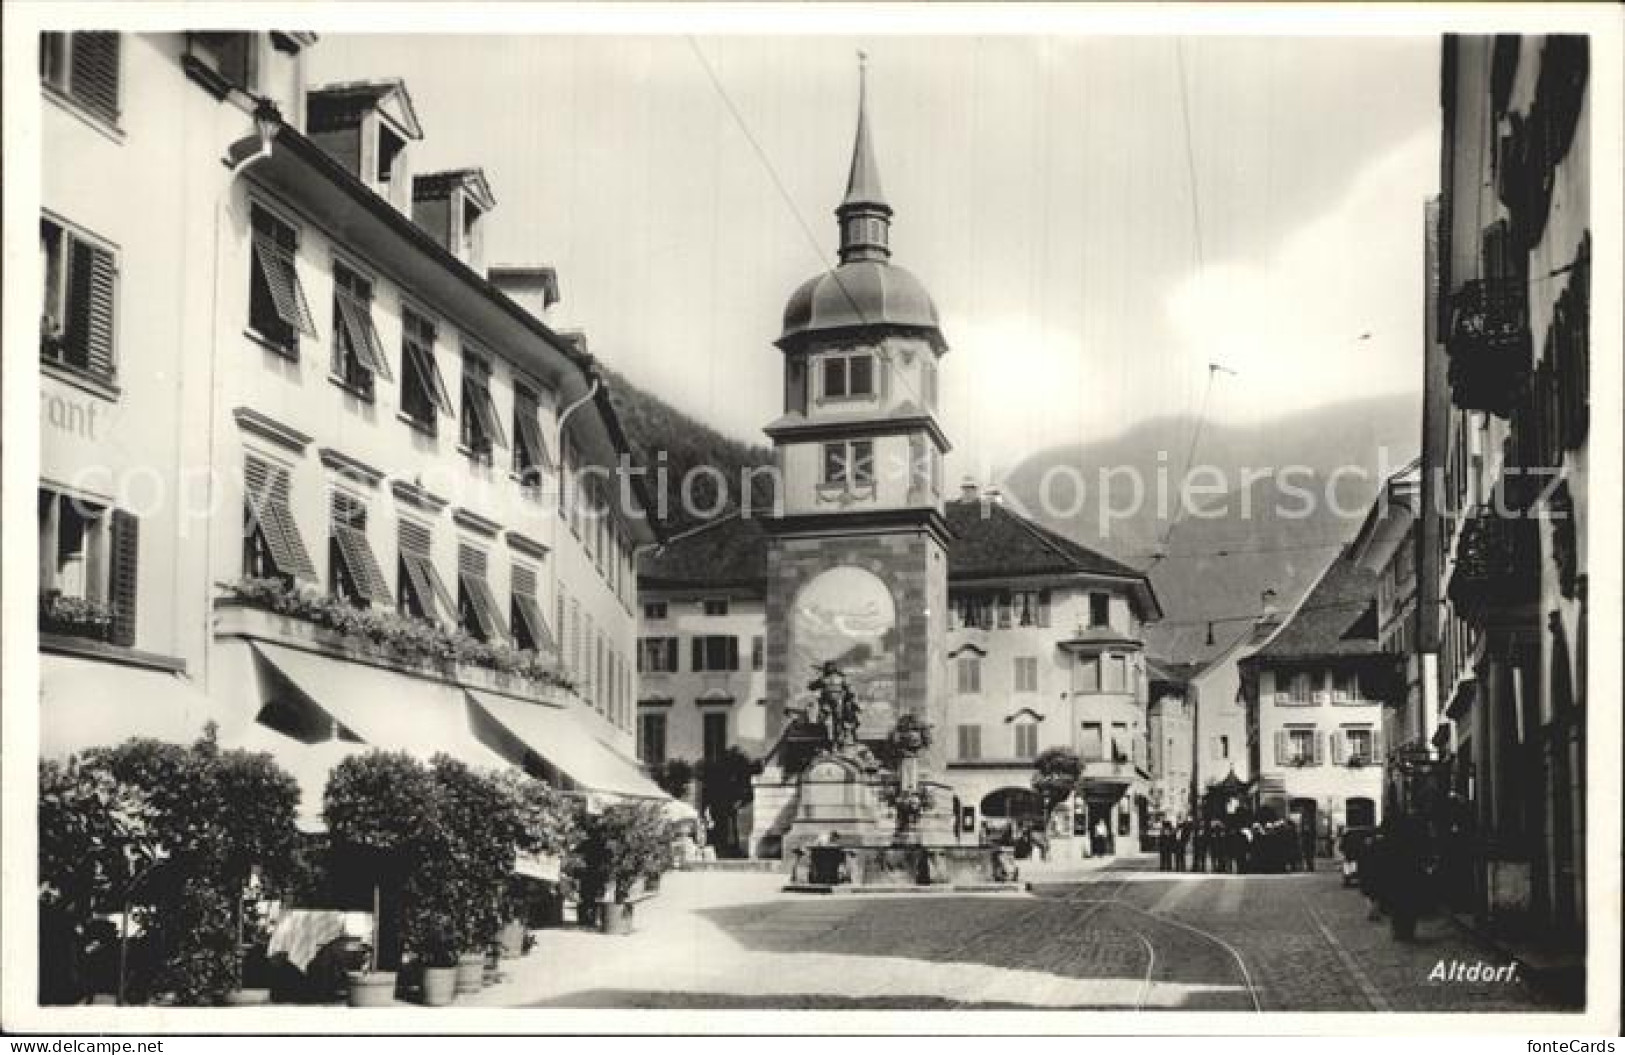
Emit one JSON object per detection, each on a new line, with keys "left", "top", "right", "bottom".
{"left": 780, "top": 752, "right": 886, "bottom": 861}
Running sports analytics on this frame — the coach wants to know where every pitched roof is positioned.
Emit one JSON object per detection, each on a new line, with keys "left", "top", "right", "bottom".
{"left": 1246, "top": 549, "right": 1381, "bottom": 662}
{"left": 945, "top": 498, "right": 1145, "bottom": 582}
{"left": 638, "top": 511, "right": 770, "bottom": 593}
{"left": 638, "top": 496, "right": 1161, "bottom": 619}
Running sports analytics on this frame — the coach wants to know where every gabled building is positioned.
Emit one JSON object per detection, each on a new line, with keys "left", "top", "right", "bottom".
{"left": 1426, "top": 33, "right": 1589, "bottom": 945}
{"left": 1239, "top": 551, "right": 1396, "bottom": 845}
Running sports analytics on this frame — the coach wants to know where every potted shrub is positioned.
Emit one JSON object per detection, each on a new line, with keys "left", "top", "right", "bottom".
{"left": 568, "top": 801, "right": 671, "bottom": 936}
{"left": 323, "top": 751, "right": 441, "bottom": 1008}
{"left": 399, "top": 858, "right": 465, "bottom": 1007}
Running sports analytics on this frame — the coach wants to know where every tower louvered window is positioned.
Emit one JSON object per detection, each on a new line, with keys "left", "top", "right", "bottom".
{"left": 243, "top": 456, "right": 316, "bottom": 583}
{"left": 40, "top": 216, "right": 117, "bottom": 383}
{"left": 397, "top": 518, "right": 454, "bottom": 622}
{"left": 328, "top": 491, "right": 391, "bottom": 606}
{"left": 456, "top": 542, "right": 508, "bottom": 643}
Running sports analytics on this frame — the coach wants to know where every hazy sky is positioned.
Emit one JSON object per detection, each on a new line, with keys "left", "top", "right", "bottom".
{"left": 308, "top": 34, "right": 1439, "bottom": 477}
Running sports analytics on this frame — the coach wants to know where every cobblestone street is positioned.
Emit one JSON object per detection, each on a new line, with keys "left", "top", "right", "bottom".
{"left": 473, "top": 857, "right": 1578, "bottom": 1011}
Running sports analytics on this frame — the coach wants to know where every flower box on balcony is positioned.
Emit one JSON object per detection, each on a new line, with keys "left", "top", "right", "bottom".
{"left": 1447, "top": 509, "right": 1540, "bottom": 614}
{"left": 213, "top": 579, "right": 572, "bottom": 704}
{"left": 1446, "top": 278, "right": 1531, "bottom": 418}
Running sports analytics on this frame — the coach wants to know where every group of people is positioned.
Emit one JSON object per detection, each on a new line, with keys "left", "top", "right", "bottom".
{"left": 1157, "top": 816, "right": 1319, "bottom": 874}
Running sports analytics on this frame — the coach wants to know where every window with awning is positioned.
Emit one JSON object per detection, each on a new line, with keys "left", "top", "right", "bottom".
{"left": 511, "top": 383, "right": 553, "bottom": 484}
{"left": 400, "top": 309, "right": 453, "bottom": 429}
{"left": 243, "top": 455, "right": 316, "bottom": 583}
{"left": 249, "top": 204, "right": 316, "bottom": 354}
{"left": 457, "top": 542, "right": 508, "bottom": 643}
{"left": 459, "top": 350, "right": 507, "bottom": 458}
{"left": 331, "top": 263, "right": 391, "bottom": 388}
{"left": 328, "top": 491, "right": 391, "bottom": 606}
{"left": 397, "top": 518, "right": 455, "bottom": 622}
{"left": 509, "top": 563, "right": 553, "bottom": 654}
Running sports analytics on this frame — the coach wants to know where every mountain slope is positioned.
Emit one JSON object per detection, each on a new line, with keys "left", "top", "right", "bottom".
{"left": 600, "top": 366, "right": 773, "bottom": 534}
{"left": 1000, "top": 393, "right": 1419, "bottom": 664}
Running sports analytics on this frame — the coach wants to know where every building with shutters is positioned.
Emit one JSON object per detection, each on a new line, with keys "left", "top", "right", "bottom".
{"left": 37, "top": 31, "right": 677, "bottom": 819}
{"left": 634, "top": 513, "right": 773, "bottom": 782}
{"left": 1239, "top": 549, "right": 1395, "bottom": 845}
{"left": 1424, "top": 33, "right": 1590, "bottom": 946}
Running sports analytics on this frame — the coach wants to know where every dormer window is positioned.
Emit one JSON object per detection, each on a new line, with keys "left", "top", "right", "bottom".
{"left": 377, "top": 123, "right": 406, "bottom": 185}
{"left": 461, "top": 195, "right": 482, "bottom": 261}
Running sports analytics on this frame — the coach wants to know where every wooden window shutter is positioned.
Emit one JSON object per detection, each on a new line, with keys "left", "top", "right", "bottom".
{"left": 1372, "top": 728, "right": 1384, "bottom": 762}
{"left": 1312, "top": 731, "right": 1326, "bottom": 766}
{"left": 69, "top": 33, "right": 120, "bottom": 124}
{"left": 727, "top": 636, "right": 740, "bottom": 670}
{"left": 108, "top": 509, "right": 138, "bottom": 647}
{"left": 64, "top": 235, "right": 117, "bottom": 379}
{"left": 1330, "top": 731, "right": 1345, "bottom": 765}
{"left": 691, "top": 637, "right": 704, "bottom": 671}
{"left": 1274, "top": 730, "right": 1288, "bottom": 766}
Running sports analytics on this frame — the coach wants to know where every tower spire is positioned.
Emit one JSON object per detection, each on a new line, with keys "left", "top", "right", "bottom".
{"left": 837, "top": 51, "right": 892, "bottom": 263}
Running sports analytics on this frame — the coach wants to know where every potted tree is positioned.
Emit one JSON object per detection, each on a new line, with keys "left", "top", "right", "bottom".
{"left": 210, "top": 747, "right": 299, "bottom": 1007}
{"left": 427, "top": 757, "right": 521, "bottom": 995}
{"left": 492, "top": 772, "right": 578, "bottom": 956}
{"left": 323, "top": 751, "right": 441, "bottom": 1008}
{"left": 568, "top": 801, "right": 671, "bottom": 935}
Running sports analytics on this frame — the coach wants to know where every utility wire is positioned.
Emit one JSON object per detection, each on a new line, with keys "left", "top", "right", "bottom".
{"left": 1143, "top": 40, "right": 1221, "bottom": 574}
{"left": 685, "top": 37, "right": 935, "bottom": 419}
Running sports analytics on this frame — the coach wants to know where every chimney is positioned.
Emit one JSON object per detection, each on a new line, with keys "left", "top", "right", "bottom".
{"left": 959, "top": 477, "right": 979, "bottom": 502}
{"left": 489, "top": 265, "right": 560, "bottom": 324}
{"left": 1251, "top": 587, "right": 1282, "bottom": 644}
{"left": 982, "top": 485, "right": 1004, "bottom": 505}
{"left": 412, "top": 168, "right": 495, "bottom": 270}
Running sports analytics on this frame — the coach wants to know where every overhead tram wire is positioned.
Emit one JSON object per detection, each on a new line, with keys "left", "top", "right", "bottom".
{"left": 1143, "top": 39, "right": 1223, "bottom": 575}
{"left": 685, "top": 38, "right": 935, "bottom": 419}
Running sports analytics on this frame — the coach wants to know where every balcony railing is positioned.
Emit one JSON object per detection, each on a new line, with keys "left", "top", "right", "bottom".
{"left": 1446, "top": 277, "right": 1531, "bottom": 418}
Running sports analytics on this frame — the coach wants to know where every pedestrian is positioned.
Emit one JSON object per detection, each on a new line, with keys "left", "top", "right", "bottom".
{"left": 1301, "top": 820, "right": 1317, "bottom": 873}
{"left": 1032, "top": 822, "right": 1051, "bottom": 862}
{"left": 1209, "top": 821, "right": 1229, "bottom": 873}
{"left": 1174, "top": 820, "right": 1190, "bottom": 871}
{"left": 1093, "top": 818, "right": 1110, "bottom": 857}
{"left": 1192, "top": 821, "right": 1208, "bottom": 873}
{"left": 1285, "top": 819, "right": 1304, "bottom": 872}
{"left": 1158, "top": 820, "right": 1174, "bottom": 871}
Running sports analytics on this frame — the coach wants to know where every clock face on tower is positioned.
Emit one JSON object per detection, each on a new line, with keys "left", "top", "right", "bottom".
{"left": 792, "top": 566, "right": 899, "bottom": 735}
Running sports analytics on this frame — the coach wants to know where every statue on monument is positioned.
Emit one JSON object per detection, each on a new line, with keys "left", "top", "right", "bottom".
{"left": 805, "top": 661, "right": 863, "bottom": 749}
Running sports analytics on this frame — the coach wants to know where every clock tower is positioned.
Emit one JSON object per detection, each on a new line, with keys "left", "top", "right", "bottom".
{"left": 761, "top": 59, "right": 955, "bottom": 838}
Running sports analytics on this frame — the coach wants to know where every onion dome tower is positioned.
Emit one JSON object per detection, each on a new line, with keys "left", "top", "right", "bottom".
{"left": 760, "top": 56, "right": 955, "bottom": 849}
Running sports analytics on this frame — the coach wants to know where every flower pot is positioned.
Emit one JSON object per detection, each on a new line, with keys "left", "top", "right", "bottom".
{"left": 598, "top": 902, "right": 635, "bottom": 936}
{"left": 498, "top": 920, "right": 526, "bottom": 958}
{"left": 345, "top": 970, "right": 398, "bottom": 1008}
{"left": 223, "top": 987, "right": 271, "bottom": 1007}
{"left": 453, "top": 953, "right": 485, "bottom": 995}
{"left": 420, "top": 966, "right": 457, "bottom": 1007}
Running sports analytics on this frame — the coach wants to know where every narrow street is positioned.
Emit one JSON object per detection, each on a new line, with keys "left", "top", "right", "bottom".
{"left": 476, "top": 859, "right": 1574, "bottom": 1011}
